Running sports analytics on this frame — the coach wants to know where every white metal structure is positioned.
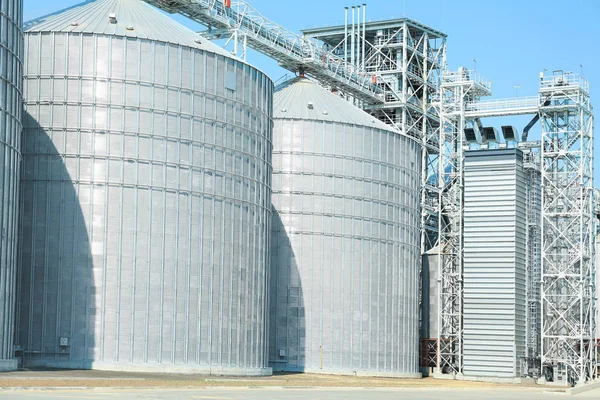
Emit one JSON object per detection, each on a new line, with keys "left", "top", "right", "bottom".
{"left": 145, "top": 0, "right": 383, "bottom": 103}
{"left": 301, "top": 16, "right": 446, "bottom": 267}
{"left": 435, "top": 68, "right": 491, "bottom": 374}
{"left": 436, "top": 68, "right": 595, "bottom": 383}
{"left": 539, "top": 71, "right": 595, "bottom": 385}
{"left": 142, "top": 0, "right": 597, "bottom": 384}
{"left": 465, "top": 97, "right": 538, "bottom": 118}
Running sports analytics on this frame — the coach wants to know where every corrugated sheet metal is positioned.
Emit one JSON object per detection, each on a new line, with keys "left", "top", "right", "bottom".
{"left": 269, "top": 78, "right": 422, "bottom": 376}
{"left": 0, "top": 0, "right": 23, "bottom": 370}
{"left": 274, "top": 77, "right": 397, "bottom": 132}
{"left": 421, "top": 246, "right": 439, "bottom": 341}
{"left": 24, "top": 0, "right": 231, "bottom": 56}
{"left": 17, "top": 0, "right": 273, "bottom": 374}
{"left": 463, "top": 149, "right": 527, "bottom": 378}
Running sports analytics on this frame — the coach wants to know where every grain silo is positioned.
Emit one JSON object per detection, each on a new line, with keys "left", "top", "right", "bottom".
{"left": 18, "top": 0, "right": 273, "bottom": 375}
{"left": 269, "top": 77, "right": 422, "bottom": 377}
{"left": 0, "top": 0, "right": 23, "bottom": 371}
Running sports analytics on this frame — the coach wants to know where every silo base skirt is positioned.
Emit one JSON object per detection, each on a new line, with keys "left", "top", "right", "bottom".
{"left": 22, "top": 360, "right": 272, "bottom": 376}
{"left": 0, "top": 359, "right": 18, "bottom": 372}
{"left": 272, "top": 365, "right": 421, "bottom": 378}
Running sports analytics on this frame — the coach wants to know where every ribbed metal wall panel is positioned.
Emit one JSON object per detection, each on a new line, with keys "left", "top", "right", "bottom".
{"left": 421, "top": 247, "right": 439, "bottom": 341}
{"left": 269, "top": 80, "right": 422, "bottom": 376}
{"left": 0, "top": 0, "right": 23, "bottom": 371}
{"left": 17, "top": 27, "right": 273, "bottom": 374}
{"left": 463, "top": 149, "right": 527, "bottom": 378}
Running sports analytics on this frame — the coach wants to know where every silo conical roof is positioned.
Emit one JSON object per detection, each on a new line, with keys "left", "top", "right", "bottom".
{"left": 25, "top": 0, "right": 231, "bottom": 56}
{"left": 274, "top": 77, "right": 398, "bottom": 133}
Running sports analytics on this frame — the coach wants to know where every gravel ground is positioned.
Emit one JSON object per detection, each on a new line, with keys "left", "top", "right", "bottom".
{"left": 0, "top": 369, "right": 542, "bottom": 389}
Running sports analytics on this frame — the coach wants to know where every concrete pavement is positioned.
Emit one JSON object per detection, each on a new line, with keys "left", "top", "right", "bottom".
{"left": 1, "top": 387, "right": 599, "bottom": 400}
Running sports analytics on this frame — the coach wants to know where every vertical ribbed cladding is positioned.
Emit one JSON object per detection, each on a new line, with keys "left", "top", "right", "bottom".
{"left": 18, "top": 0, "right": 272, "bottom": 374}
{"left": 269, "top": 77, "right": 421, "bottom": 376}
{"left": 462, "top": 149, "right": 527, "bottom": 378}
{"left": 0, "top": 0, "right": 23, "bottom": 371}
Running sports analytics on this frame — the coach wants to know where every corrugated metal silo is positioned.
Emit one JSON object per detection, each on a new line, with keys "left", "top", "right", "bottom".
{"left": 0, "top": 0, "right": 23, "bottom": 371}
{"left": 269, "top": 77, "right": 422, "bottom": 376}
{"left": 18, "top": 0, "right": 273, "bottom": 374}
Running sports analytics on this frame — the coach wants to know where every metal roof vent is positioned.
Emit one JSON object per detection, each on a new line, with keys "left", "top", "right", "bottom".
{"left": 71, "top": 21, "right": 79, "bottom": 26}
{"left": 126, "top": 25, "right": 134, "bottom": 31}
{"left": 108, "top": 13, "right": 117, "bottom": 24}
{"left": 281, "top": 108, "right": 287, "bottom": 113}
{"left": 322, "top": 111, "right": 328, "bottom": 115}
{"left": 194, "top": 38, "right": 203, "bottom": 44}
{"left": 307, "top": 101, "right": 314, "bottom": 109}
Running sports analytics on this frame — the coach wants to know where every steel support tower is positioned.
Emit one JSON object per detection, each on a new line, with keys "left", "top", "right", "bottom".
{"left": 302, "top": 17, "right": 446, "bottom": 253}
{"left": 436, "top": 68, "right": 491, "bottom": 374}
{"left": 539, "top": 71, "right": 595, "bottom": 385}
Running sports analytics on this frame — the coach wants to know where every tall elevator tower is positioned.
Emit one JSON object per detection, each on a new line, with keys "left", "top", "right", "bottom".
{"left": 539, "top": 71, "right": 595, "bottom": 385}
{"left": 302, "top": 16, "right": 446, "bottom": 253}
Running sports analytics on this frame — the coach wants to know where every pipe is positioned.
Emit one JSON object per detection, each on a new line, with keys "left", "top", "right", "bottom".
{"left": 362, "top": 3, "right": 366, "bottom": 70}
{"left": 522, "top": 97, "right": 550, "bottom": 141}
{"left": 233, "top": 30, "right": 238, "bottom": 55}
{"left": 356, "top": 5, "right": 360, "bottom": 69}
{"left": 351, "top": 6, "right": 355, "bottom": 68}
{"left": 320, "top": 345, "right": 323, "bottom": 369}
{"left": 344, "top": 7, "right": 348, "bottom": 62}
{"left": 243, "top": 34, "right": 247, "bottom": 62}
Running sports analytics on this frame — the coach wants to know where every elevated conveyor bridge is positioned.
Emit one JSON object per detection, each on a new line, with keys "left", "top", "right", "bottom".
{"left": 145, "top": 0, "right": 385, "bottom": 104}
{"left": 465, "top": 96, "right": 539, "bottom": 118}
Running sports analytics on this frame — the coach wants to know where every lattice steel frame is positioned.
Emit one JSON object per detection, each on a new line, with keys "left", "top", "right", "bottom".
{"left": 436, "top": 69, "right": 491, "bottom": 375}
{"left": 145, "top": 0, "right": 384, "bottom": 102}
{"left": 539, "top": 72, "right": 596, "bottom": 385}
{"left": 360, "top": 21, "right": 447, "bottom": 256}
{"left": 302, "top": 18, "right": 447, "bottom": 252}
{"left": 524, "top": 150, "right": 542, "bottom": 377}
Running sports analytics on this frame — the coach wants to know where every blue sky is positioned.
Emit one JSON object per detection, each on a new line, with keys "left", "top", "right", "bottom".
{"left": 25, "top": 0, "right": 600, "bottom": 178}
